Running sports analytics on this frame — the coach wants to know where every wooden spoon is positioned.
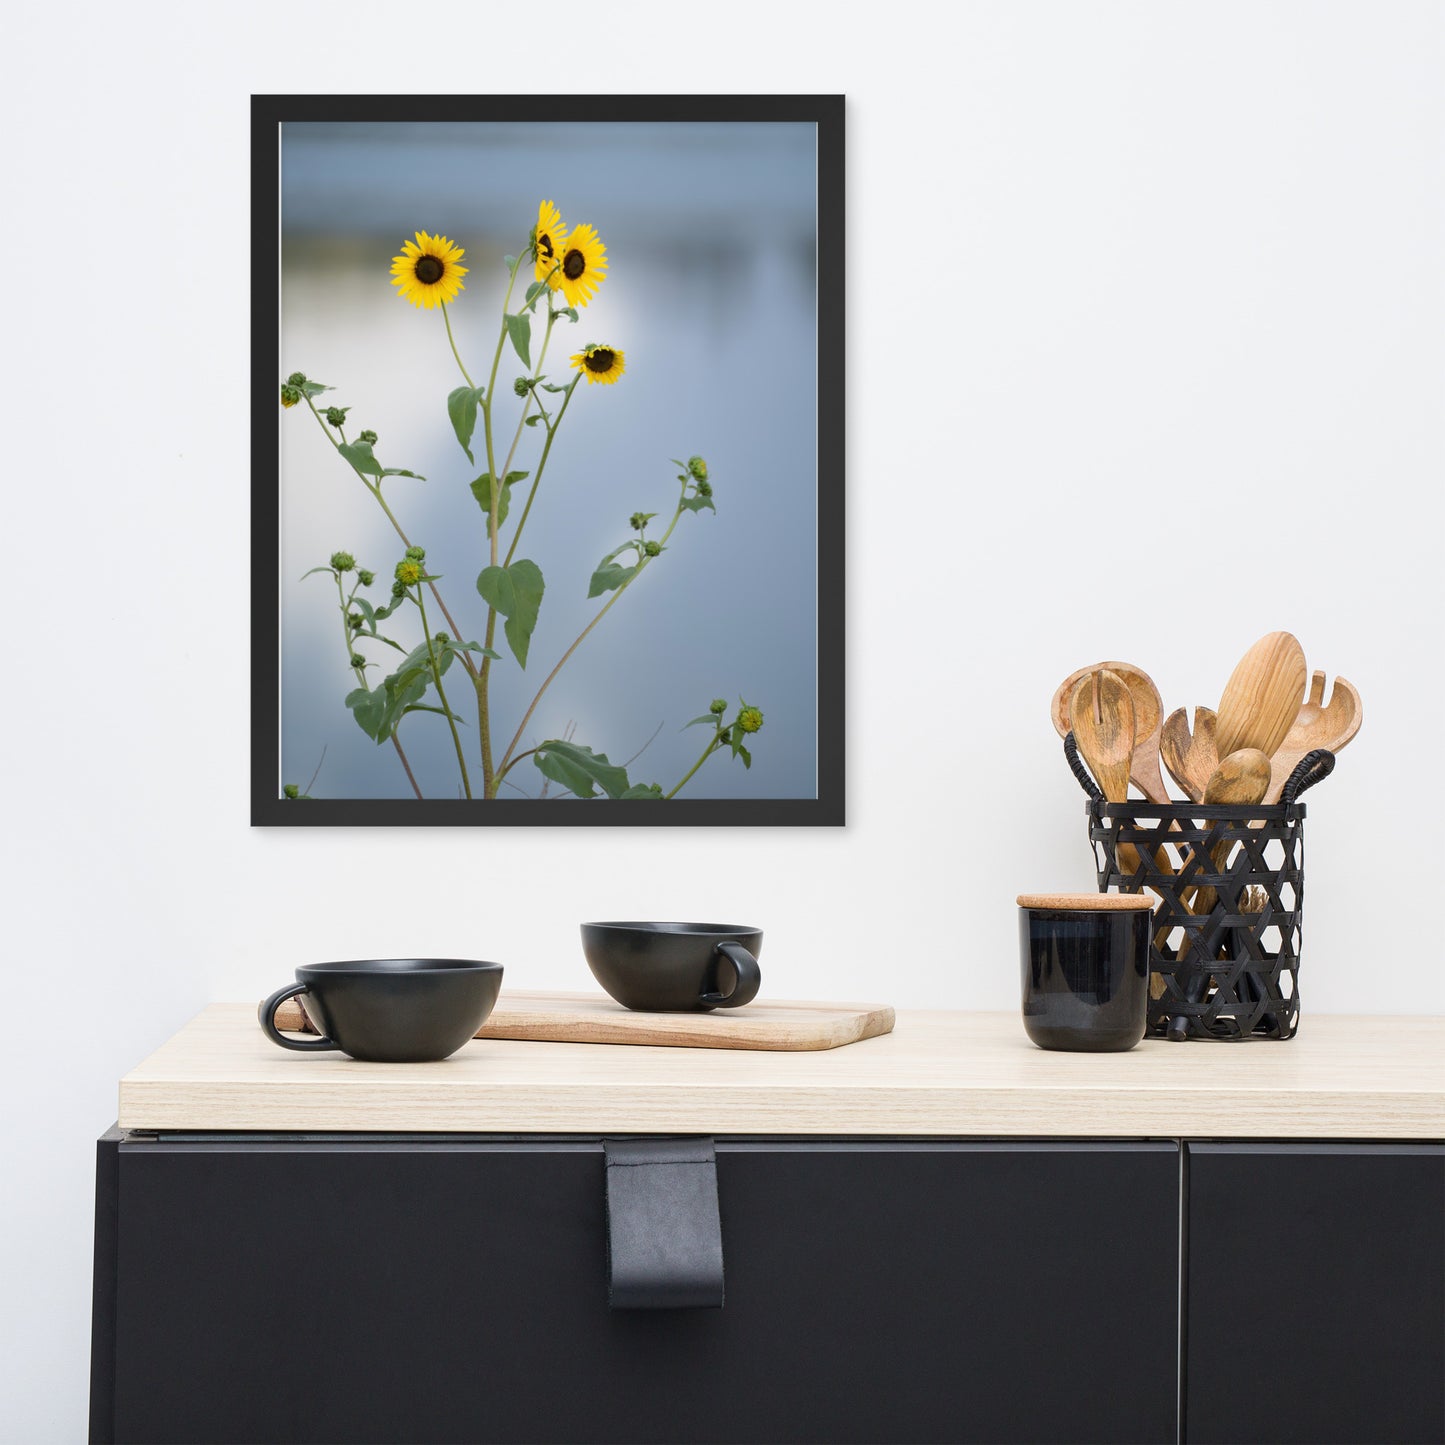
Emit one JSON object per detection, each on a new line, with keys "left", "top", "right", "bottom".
{"left": 1215, "top": 632, "right": 1308, "bottom": 762}
{"left": 1160, "top": 706, "right": 1219, "bottom": 805}
{"left": 1068, "top": 670, "right": 1134, "bottom": 804}
{"left": 1168, "top": 748, "right": 1273, "bottom": 1040}
{"left": 1264, "top": 671, "right": 1363, "bottom": 803}
{"left": 1052, "top": 661, "right": 1170, "bottom": 803}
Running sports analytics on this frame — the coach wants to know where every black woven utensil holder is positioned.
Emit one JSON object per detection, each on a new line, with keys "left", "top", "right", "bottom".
{"left": 1065, "top": 737, "right": 1335, "bottom": 1040}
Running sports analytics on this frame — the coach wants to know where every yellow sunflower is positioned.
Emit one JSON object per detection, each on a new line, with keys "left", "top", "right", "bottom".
{"left": 389, "top": 231, "right": 468, "bottom": 309}
{"left": 533, "top": 200, "right": 567, "bottom": 285}
{"left": 570, "top": 343, "right": 625, "bottom": 386}
{"left": 553, "top": 222, "right": 608, "bottom": 308}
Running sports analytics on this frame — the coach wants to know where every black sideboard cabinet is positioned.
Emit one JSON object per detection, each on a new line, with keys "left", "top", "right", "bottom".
{"left": 89, "top": 1132, "right": 1444, "bottom": 1445}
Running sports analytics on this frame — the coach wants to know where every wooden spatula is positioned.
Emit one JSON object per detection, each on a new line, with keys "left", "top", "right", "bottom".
{"left": 1216, "top": 632, "right": 1308, "bottom": 761}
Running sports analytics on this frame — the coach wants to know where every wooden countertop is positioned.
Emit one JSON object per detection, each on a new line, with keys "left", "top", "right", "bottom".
{"left": 117, "top": 1004, "right": 1445, "bottom": 1138}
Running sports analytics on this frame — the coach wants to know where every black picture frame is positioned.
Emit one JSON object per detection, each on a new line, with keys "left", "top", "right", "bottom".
{"left": 251, "top": 94, "right": 844, "bottom": 826}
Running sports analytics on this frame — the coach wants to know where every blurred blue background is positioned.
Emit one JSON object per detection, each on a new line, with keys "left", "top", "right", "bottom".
{"left": 277, "top": 120, "right": 818, "bottom": 800}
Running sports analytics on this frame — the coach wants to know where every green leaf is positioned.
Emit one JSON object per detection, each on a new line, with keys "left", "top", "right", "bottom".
{"left": 344, "top": 686, "right": 388, "bottom": 743}
{"left": 524, "top": 280, "right": 548, "bottom": 309}
{"left": 299, "top": 380, "right": 332, "bottom": 398}
{"left": 680, "top": 494, "right": 716, "bottom": 514}
{"left": 532, "top": 740, "right": 633, "bottom": 800}
{"left": 447, "top": 385, "right": 485, "bottom": 465}
{"left": 587, "top": 561, "right": 639, "bottom": 598}
{"left": 401, "top": 703, "right": 469, "bottom": 725}
{"left": 470, "top": 469, "right": 530, "bottom": 528}
{"left": 561, "top": 307, "right": 579, "bottom": 323}
{"left": 300, "top": 565, "right": 335, "bottom": 580}
{"left": 524, "top": 413, "right": 544, "bottom": 427}
{"left": 540, "top": 382, "right": 568, "bottom": 393}
{"left": 380, "top": 467, "right": 424, "bottom": 480}
{"left": 442, "top": 638, "right": 502, "bottom": 662}
{"left": 505, "top": 313, "right": 532, "bottom": 369}
{"left": 683, "top": 715, "right": 722, "bottom": 729}
{"left": 737, "top": 743, "right": 752, "bottom": 769}
{"left": 621, "top": 783, "right": 664, "bottom": 800}
{"left": 475, "top": 559, "right": 545, "bottom": 668}
{"left": 503, "top": 254, "right": 518, "bottom": 269}
{"left": 337, "top": 439, "right": 384, "bottom": 477}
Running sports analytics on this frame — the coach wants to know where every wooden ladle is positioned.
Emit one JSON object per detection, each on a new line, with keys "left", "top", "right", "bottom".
{"left": 1215, "top": 632, "right": 1308, "bottom": 762}
{"left": 1052, "top": 661, "right": 1170, "bottom": 804}
{"left": 1264, "top": 671, "right": 1362, "bottom": 803}
{"left": 1160, "top": 706, "right": 1219, "bottom": 805}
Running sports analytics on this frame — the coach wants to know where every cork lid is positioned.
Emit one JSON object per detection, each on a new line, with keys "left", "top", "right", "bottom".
{"left": 1016, "top": 892, "right": 1154, "bottom": 911}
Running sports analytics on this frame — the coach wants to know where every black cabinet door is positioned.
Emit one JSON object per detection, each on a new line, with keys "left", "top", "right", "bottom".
{"left": 1185, "top": 1143, "right": 1445, "bottom": 1445}
{"left": 96, "top": 1136, "right": 1179, "bottom": 1445}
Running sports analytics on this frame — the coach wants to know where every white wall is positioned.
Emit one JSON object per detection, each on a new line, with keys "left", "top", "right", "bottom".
{"left": 3, "top": 2, "right": 1440, "bottom": 1437}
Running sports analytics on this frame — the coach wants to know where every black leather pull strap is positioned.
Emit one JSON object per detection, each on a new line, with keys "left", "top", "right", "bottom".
{"left": 603, "top": 1137, "right": 724, "bottom": 1310}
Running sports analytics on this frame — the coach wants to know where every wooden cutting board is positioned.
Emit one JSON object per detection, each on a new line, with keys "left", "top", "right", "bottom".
{"left": 272, "top": 989, "right": 895, "bottom": 1052}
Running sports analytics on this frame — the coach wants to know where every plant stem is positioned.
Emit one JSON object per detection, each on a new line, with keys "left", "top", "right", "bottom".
{"left": 416, "top": 587, "right": 471, "bottom": 799}
{"left": 301, "top": 395, "right": 478, "bottom": 681}
{"left": 492, "top": 482, "right": 694, "bottom": 790}
{"left": 330, "top": 570, "right": 420, "bottom": 795}
{"left": 440, "top": 301, "right": 475, "bottom": 388}
{"left": 504, "top": 374, "right": 579, "bottom": 568}
{"left": 666, "top": 735, "right": 722, "bottom": 800}
{"left": 473, "top": 252, "right": 527, "bottom": 799}
{"left": 391, "top": 732, "right": 424, "bottom": 799}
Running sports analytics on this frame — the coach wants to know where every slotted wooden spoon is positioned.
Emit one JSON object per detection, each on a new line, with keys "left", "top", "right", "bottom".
{"left": 1052, "top": 661, "right": 1170, "bottom": 803}
{"left": 1264, "top": 671, "right": 1362, "bottom": 803}
{"left": 1160, "top": 706, "right": 1219, "bottom": 805}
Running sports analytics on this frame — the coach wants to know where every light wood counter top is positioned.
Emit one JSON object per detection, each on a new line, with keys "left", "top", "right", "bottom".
{"left": 117, "top": 1004, "right": 1445, "bottom": 1138}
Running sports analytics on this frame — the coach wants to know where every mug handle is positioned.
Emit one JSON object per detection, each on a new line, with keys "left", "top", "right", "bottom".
{"left": 258, "top": 983, "right": 339, "bottom": 1052}
{"left": 701, "top": 941, "right": 761, "bottom": 1009}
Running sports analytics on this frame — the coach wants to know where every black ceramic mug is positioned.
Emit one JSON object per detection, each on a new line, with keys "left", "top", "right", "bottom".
{"left": 581, "top": 922, "right": 762, "bottom": 1012}
{"left": 258, "top": 958, "right": 504, "bottom": 1062}
{"left": 1017, "top": 895, "right": 1153, "bottom": 1052}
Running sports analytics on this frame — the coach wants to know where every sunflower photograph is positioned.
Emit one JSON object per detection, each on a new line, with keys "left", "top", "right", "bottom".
{"left": 254, "top": 96, "right": 842, "bottom": 826}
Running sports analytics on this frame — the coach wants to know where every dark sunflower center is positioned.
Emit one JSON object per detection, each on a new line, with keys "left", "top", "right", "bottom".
{"left": 563, "top": 248, "right": 586, "bottom": 280}
{"left": 538, "top": 233, "right": 555, "bottom": 261}
{"left": 584, "top": 348, "right": 615, "bottom": 373}
{"left": 415, "top": 255, "right": 445, "bottom": 284}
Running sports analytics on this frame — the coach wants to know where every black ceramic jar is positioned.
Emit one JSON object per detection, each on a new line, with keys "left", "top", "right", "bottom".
{"left": 1017, "top": 894, "right": 1154, "bottom": 1052}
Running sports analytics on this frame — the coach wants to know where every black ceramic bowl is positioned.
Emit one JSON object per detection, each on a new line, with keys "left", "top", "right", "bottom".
{"left": 258, "top": 958, "right": 504, "bottom": 1062}
{"left": 581, "top": 922, "right": 763, "bottom": 1012}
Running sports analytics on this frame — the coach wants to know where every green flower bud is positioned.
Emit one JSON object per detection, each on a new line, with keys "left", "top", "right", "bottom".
{"left": 709, "top": 698, "right": 727, "bottom": 716}
{"left": 395, "top": 559, "right": 422, "bottom": 587}
{"left": 347, "top": 612, "right": 364, "bottom": 631}
{"left": 280, "top": 385, "right": 302, "bottom": 409}
{"left": 359, "top": 429, "right": 378, "bottom": 445}
{"left": 405, "top": 545, "right": 426, "bottom": 562}
{"left": 282, "top": 783, "right": 300, "bottom": 800}
{"left": 688, "top": 456, "right": 708, "bottom": 482}
{"left": 391, "top": 580, "right": 407, "bottom": 599}
{"left": 330, "top": 551, "right": 355, "bottom": 573}
{"left": 357, "top": 569, "right": 375, "bottom": 587}
{"left": 513, "top": 376, "right": 533, "bottom": 397}
{"left": 643, "top": 540, "right": 662, "bottom": 558}
{"left": 434, "top": 632, "right": 449, "bottom": 645}
{"left": 349, "top": 654, "right": 366, "bottom": 669}
{"left": 696, "top": 479, "right": 713, "bottom": 498}
{"left": 287, "top": 371, "right": 308, "bottom": 386}
{"left": 629, "top": 512, "right": 647, "bottom": 531}
{"left": 324, "top": 406, "right": 350, "bottom": 428}
{"left": 738, "top": 705, "right": 764, "bottom": 734}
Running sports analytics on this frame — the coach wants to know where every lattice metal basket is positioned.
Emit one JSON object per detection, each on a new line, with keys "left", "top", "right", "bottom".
{"left": 1066, "top": 742, "right": 1334, "bottom": 1041}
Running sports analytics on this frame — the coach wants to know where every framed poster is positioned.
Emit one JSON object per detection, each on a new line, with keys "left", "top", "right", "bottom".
{"left": 252, "top": 95, "right": 843, "bottom": 825}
